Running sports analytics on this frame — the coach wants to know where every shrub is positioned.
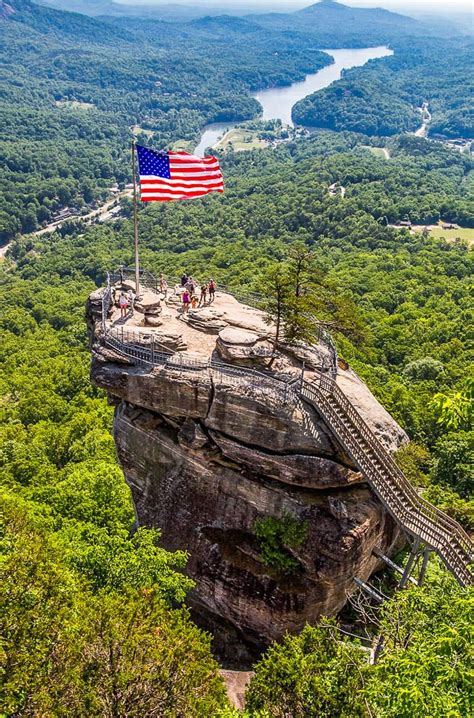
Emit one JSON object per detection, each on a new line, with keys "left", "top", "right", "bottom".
{"left": 254, "top": 513, "right": 308, "bottom": 575}
{"left": 403, "top": 357, "right": 444, "bottom": 381}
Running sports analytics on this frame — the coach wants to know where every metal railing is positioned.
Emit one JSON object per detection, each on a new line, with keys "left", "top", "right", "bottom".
{"left": 98, "top": 271, "right": 474, "bottom": 586}
{"left": 109, "top": 266, "right": 338, "bottom": 377}
{"left": 104, "top": 325, "right": 298, "bottom": 404}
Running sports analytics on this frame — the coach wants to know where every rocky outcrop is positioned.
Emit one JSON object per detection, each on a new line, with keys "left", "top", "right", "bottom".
{"left": 87, "top": 288, "right": 408, "bottom": 663}
{"left": 187, "top": 307, "right": 228, "bottom": 333}
{"left": 114, "top": 401, "right": 401, "bottom": 661}
{"left": 216, "top": 327, "right": 273, "bottom": 366}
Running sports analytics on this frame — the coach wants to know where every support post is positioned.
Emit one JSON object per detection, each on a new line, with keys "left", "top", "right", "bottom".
{"left": 300, "top": 360, "right": 305, "bottom": 392}
{"left": 150, "top": 334, "right": 154, "bottom": 365}
{"left": 398, "top": 539, "right": 420, "bottom": 589}
{"left": 418, "top": 548, "right": 431, "bottom": 586}
{"left": 131, "top": 140, "right": 140, "bottom": 299}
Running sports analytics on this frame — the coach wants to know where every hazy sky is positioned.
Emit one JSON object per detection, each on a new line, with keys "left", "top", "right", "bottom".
{"left": 118, "top": 0, "right": 473, "bottom": 14}
{"left": 332, "top": 0, "right": 472, "bottom": 11}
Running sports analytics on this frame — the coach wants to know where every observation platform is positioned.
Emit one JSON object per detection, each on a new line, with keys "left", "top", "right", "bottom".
{"left": 100, "top": 270, "right": 335, "bottom": 377}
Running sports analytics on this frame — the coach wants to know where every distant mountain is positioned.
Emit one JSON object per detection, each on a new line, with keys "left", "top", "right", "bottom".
{"left": 36, "top": 0, "right": 240, "bottom": 21}
{"left": 3, "top": 0, "right": 131, "bottom": 43}
{"left": 250, "top": 0, "right": 422, "bottom": 45}
{"left": 190, "top": 14, "right": 266, "bottom": 34}
{"left": 33, "top": 1, "right": 449, "bottom": 45}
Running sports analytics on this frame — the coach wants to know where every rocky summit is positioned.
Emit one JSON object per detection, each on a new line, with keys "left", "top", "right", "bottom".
{"left": 87, "top": 280, "right": 407, "bottom": 663}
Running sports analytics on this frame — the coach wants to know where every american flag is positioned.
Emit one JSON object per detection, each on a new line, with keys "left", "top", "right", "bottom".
{"left": 136, "top": 145, "right": 224, "bottom": 202}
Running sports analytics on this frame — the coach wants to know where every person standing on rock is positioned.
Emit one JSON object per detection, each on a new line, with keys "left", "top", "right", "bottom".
{"left": 161, "top": 278, "right": 168, "bottom": 299}
{"left": 181, "top": 273, "right": 188, "bottom": 287}
{"left": 182, "top": 288, "right": 191, "bottom": 313}
{"left": 159, "top": 273, "right": 166, "bottom": 292}
{"left": 119, "top": 291, "right": 128, "bottom": 318}
{"left": 199, "top": 282, "right": 207, "bottom": 307}
{"left": 208, "top": 279, "right": 216, "bottom": 303}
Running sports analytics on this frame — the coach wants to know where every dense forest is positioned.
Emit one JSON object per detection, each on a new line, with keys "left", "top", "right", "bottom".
{"left": 0, "top": 0, "right": 331, "bottom": 242}
{"left": 1, "top": 0, "right": 473, "bottom": 715}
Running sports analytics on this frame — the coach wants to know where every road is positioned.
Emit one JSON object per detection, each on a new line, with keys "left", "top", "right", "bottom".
{"left": 33, "top": 188, "right": 133, "bottom": 237}
{"left": 0, "top": 188, "right": 133, "bottom": 259}
{"left": 414, "top": 102, "right": 431, "bottom": 138}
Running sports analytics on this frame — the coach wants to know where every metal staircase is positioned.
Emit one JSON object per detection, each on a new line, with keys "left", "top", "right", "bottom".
{"left": 299, "top": 374, "right": 474, "bottom": 587}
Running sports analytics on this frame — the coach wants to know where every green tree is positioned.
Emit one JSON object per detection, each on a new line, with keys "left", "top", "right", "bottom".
{"left": 430, "top": 431, "right": 473, "bottom": 499}
{"left": 258, "top": 264, "right": 292, "bottom": 352}
{"left": 364, "top": 568, "right": 474, "bottom": 718}
{"left": 0, "top": 491, "right": 229, "bottom": 716}
{"left": 245, "top": 621, "right": 367, "bottom": 717}
{"left": 79, "top": 590, "right": 228, "bottom": 718}
{"left": 430, "top": 378, "right": 473, "bottom": 431}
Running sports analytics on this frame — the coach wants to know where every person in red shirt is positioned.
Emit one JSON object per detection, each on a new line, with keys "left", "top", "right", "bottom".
{"left": 208, "top": 279, "right": 216, "bottom": 303}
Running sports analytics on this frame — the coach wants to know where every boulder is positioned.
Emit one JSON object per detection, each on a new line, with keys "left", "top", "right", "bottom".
{"left": 144, "top": 315, "right": 163, "bottom": 327}
{"left": 187, "top": 307, "right": 228, "bottom": 333}
{"left": 90, "top": 355, "right": 211, "bottom": 418}
{"left": 337, "top": 369, "right": 408, "bottom": 452}
{"left": 114, "top": 403, "right": 403, "bottom": 656}
{"left": 205, "top": 374, "right": 337, "bottom": 457}
{"left": 87, "top": 286, "right": 408, "bottom": 660}
{"left": 178, "top": 418, "right": 210, "bottom": 450}
{"left": 282, "top": 340, "right": 333, "bottom": 372}
{"left": 216, "top": 327, "right": 273, "bottom": 366}
{"left": 134, "top": 290, "right": 161, "bottom": 315}
{"left": 149, "top": 330, "right": 187, "bottom": 352}
{"left": 209, "top": 430, "right": 361, "bottom": 489}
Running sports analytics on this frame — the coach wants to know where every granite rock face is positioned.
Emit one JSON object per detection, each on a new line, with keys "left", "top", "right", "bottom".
{"left": 87, "top": 289, "right": 408, "bottom": 660}
{"left": 113, "top": 401, "right": 401, "bottom": 658}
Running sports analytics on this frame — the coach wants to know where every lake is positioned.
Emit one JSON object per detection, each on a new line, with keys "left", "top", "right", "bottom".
{"left": 194, "top": 46, "right": 392, "bottom": 155}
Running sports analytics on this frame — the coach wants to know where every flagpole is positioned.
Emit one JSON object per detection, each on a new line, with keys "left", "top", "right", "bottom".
{"left": 131, "top": 139, "right": 140, "bottom": 299}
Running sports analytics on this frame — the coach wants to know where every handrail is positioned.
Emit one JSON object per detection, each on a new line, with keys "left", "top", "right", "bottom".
{"left": 316, "top": 377, "right": 473, "bottom": 548}
{"left": 301, "top": 378, "right": 473, "bottom": 585}
{"left": 104, "top": 326, "right": 298, "bottom": 401}
{"left": 317, "top": 376, "right": 472, "bottom": 543}
{"left": 97, "top": 274, "right": 474, "bottom": 587}
{"left": 109, "top": 266, "right": 338, "bottom": 377}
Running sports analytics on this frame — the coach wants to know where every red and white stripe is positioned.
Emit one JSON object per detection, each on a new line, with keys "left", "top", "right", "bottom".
{"left": 140, "top": 151, "right": 224, "bottom": 202}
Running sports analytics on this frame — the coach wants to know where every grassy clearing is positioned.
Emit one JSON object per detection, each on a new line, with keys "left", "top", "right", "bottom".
{"left": 131, "top": 124, "right": 154, "bottom": 138}
{"left": 360, "top": 145, "right": 390, "bottom": 159}
{"left": 171, "top": 139, "right": 195, "bottom": 152}
{"left": 429, "top": 225, "right": 474, "bottom": 244}
{"left": 55, "top": 100, "right": 94, "bottom": 110}
{"left": 215, "top": 128, "right": 268, "bottom": 152}
{"left": 412, "top": 223, "right": 474, "bottom": 245}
